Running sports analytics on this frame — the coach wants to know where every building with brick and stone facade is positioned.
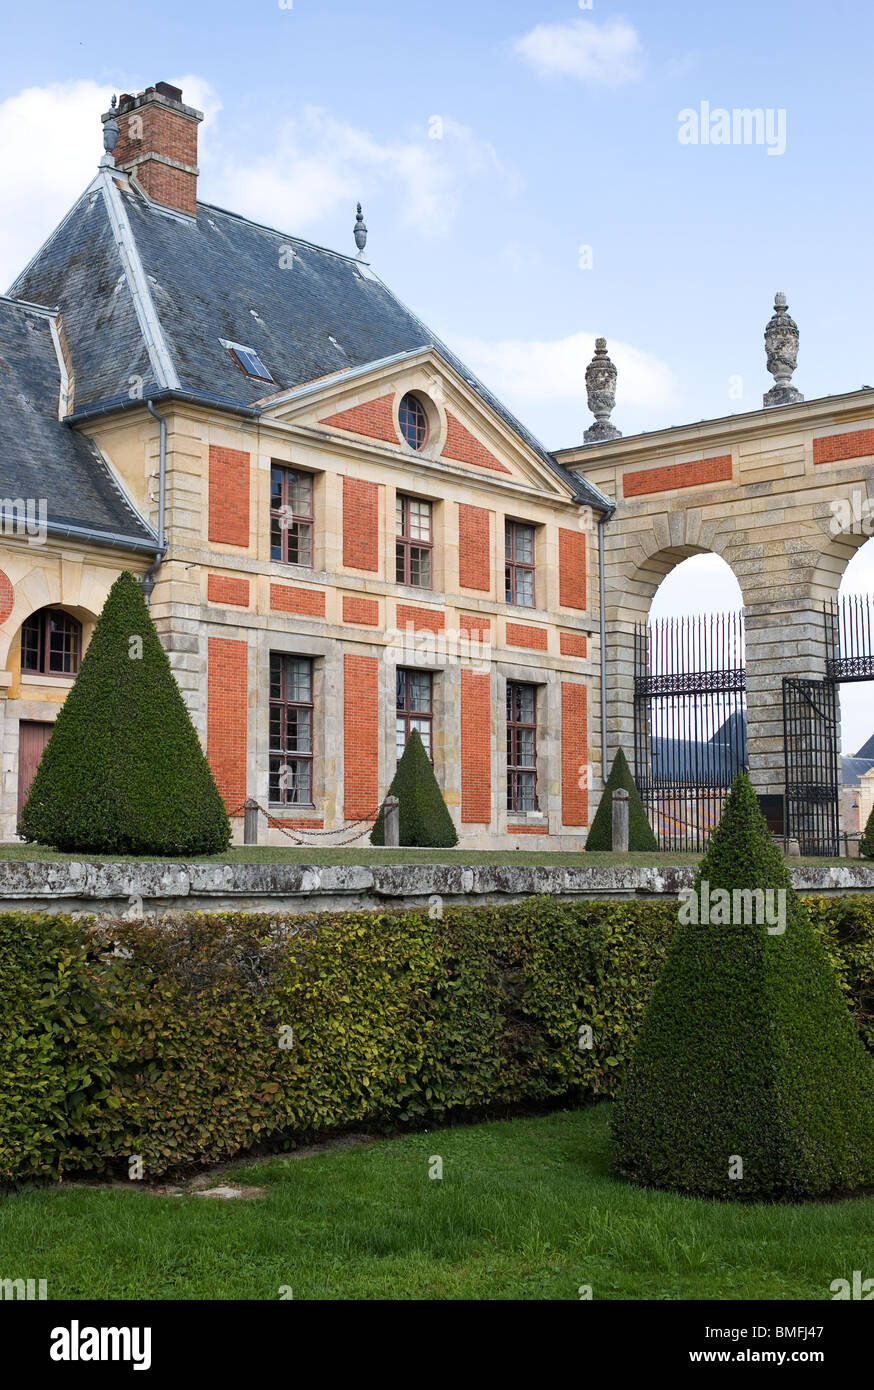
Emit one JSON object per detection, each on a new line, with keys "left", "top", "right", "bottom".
{"left": 2, "top": 81, "right": 873, "bottom": 852}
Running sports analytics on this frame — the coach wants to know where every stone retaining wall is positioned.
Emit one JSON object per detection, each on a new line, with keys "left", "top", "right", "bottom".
{"left": 1, "top": 860, "right": 873, "bottom": 916}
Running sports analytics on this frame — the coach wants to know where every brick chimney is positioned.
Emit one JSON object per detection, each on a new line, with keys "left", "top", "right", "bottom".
{"left": 102, "top": 82, "right": 203, "bottom": 217}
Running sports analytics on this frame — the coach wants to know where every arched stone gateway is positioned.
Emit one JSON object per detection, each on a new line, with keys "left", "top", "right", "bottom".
{"left": 556, "top": 314, "right": 874, "bottom": 854}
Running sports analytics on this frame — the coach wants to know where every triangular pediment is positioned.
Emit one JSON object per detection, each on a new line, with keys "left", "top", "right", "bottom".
{"left": 258, "top": 348, "right": 574, "bottom": 497}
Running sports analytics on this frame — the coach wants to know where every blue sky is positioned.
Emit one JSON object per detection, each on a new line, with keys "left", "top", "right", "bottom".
{"left": 1, "top": 0, "right": 872, "bottom": 745}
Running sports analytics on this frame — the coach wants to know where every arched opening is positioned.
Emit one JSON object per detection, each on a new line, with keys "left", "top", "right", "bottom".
{"left": 836, "top": 537, "right": 874, "bottom": 842}
{"left": 20, "top": 606, "right": 82, "bottom": 677}
{"left": 638, "top": 553, "right": 747, "bottom": 849}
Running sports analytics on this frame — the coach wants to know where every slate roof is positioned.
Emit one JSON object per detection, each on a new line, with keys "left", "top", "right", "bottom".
{"left": 8, "top": 175, "right": 611, "bottom": 512}
{"left": 0, "top": 297, "right": 157, "bottom": 549}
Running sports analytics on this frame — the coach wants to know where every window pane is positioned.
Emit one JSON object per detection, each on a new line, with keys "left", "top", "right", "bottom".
{"left": 270, "top": 467, "right": 284, "bottom": 510}
{"left": 517, "top": 686, "right": 536, "bottom": 722}
{"left": 396, "top": 542, "right": 407, "bottom": 584}
{"left": 290, "top": 473, "right": 312, "bottom": 517}
{"left": 515, "top": 569, "right": 534, "bottom": 607}
{"left": 408, "top": 672, "right": 432, "bottom": 711}
{"left": 409, "top": 547, "right": 431, "bottom": 587}
{"left": 409, "top": 501, "right": 431, "bottom": 540}
{"left": 514, "top": 526, "right": 534, "bottom": 563}
{"left": 396, "top": 498, "right": 405, "bottom": 536}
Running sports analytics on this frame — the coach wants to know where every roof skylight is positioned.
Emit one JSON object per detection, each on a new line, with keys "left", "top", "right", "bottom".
{"left": 221, "top": 338, "right": 274, "bottom": 383}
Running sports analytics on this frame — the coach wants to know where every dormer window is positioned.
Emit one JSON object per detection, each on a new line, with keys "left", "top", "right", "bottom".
{"left": 221, "top": 339, "right": 274, "bottom": 383}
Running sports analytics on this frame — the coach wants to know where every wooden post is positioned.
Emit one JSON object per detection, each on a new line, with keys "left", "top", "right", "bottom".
{"left": 612, "top": 787, "right": 629, "bottom": 853}
{"left": 384, "top": 795, "right": 400, "bottom": 847}
{"left": 243, "top": 798, "right": 260, "bottom": 846}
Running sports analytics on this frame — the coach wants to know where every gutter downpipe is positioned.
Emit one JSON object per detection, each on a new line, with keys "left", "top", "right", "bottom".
{"left": 597, "top": 508, "right": 614, "bottom": 781}
{"left": 142, "top": 401, "right": 167, "bottom": 605}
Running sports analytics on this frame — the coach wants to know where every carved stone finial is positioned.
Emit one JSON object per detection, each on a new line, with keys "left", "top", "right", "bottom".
{"left": 101, "top": 96, "right": 119, "bottom": 166}
{"left": 584, "top": 337, "right": 622, "bottom": 442}
{"left": 353, "top": 203, "right": 368, "bottom": 255}
{"left": 763, "top": 292, "right": 803, "bottom": 406}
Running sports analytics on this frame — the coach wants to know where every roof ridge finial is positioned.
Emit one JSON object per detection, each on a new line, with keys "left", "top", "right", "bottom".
{"left": 763, "top": 290, "right": 803, "bottom": 407}
{"left": 584, "top": 336, "right": 621, "bottom": 443}
{"left": 353, "top": 203, "right": 368, "bottom": 260}
{"left": 101, "top": 95, "right": 119, "bottom": 168}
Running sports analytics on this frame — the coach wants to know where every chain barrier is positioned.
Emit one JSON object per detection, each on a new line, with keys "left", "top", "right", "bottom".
{"left": 229, "top": 799, "right": 379, "bottom": 847}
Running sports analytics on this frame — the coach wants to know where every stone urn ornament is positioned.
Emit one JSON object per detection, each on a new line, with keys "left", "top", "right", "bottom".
{"left": 584, "top": 337, "right": 622, "bottom": 442}
{"left": 763, "top": 292, "right": 803, "bottom": 406}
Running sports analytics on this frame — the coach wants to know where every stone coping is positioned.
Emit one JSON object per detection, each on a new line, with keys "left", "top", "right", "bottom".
{"left": 0, "top": 859, "right": 872, "bottom": 913}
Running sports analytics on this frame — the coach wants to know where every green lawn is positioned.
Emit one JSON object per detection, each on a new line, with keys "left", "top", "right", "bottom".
{"left": 0, "top": 843, "right": 859, "bottom": 867}
{"left": 2, "top": 1105, "right": 870, "bottom": 1300}
{"left": 0, "top": 843, "right": 705, "bottom": 866}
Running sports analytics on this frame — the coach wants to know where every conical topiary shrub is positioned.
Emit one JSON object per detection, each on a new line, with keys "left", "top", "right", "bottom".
{"left": 611, "top": 772, "right": 874, "bottom": 1199}
{"left": 370, "top": 728, "right": 458, "bottom": 847}
{"left": 585, "top": 747, "right": 658, "bottom": 852}
{"left": 860, "top": 802, "right": 874, "bottom": 859}
{"left": 19, "top": 571, "right": 231, "bottom": 855}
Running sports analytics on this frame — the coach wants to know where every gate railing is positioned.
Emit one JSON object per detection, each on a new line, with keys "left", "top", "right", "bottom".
{"left": 634, "top": 612, "right": 747, "bottom": 853}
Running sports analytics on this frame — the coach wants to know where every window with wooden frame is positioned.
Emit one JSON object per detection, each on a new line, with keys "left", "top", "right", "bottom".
{"left": 20, "top": 608, "right": 81, "bottom": 676}
{"left": 396, "top": 668, "right": 433, "bottom": 761}
{"left": 506, "top": 681, "right": 538, "bottom": 813}
{"left": 505, "top": 521, "right": 536, "bottom": 607}
{"left": 395, "top": 495, "right": 433, "bottom": 587}
{"left": 269, "top": 654, "right": 314, "bottom": 805}
{"left": 398, "top": 392, "right": 428, "bottom": 450}
{"left": 270, "top": 465, "right": 314, "bottom": 565}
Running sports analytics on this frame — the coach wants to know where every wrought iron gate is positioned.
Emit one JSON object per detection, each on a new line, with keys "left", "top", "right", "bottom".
{"left": 782, "top": 676, "right": 840, "bottom": 856}
{"left": 634, "top": 612, "right": 747, "bottom": 852}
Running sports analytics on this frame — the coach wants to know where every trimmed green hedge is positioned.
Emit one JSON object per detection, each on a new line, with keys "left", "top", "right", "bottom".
{"left": 585, "top": 748, "right": 658, "bottom": 852}
{"left": 612, "top": 775, "right": 874, "bottom": 1199}
{"left": 3, "top": 893, "right": 874, "bottom": 1183}
{"left": 370, "top": 729, "right": 458, "bottom": 847}
{"left": 19, "top": 571, "right": 230, "bottom": 856}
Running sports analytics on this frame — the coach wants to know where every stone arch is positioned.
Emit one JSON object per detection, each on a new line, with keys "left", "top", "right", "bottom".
{"left": 602, "top": 517, "right": 744, "bottom": 760}
{"left": 0, "top": 558, "right": 115, "bottom": 671}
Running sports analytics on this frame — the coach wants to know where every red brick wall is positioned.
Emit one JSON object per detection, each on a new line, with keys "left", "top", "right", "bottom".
{"left": 623, "top": 454, "right": 732, "bottom": 498}
{"left": 344, "top": 654, "right": 379, "bottom": 820}
{"left": 0, "top": 570, "right": 13, "bottom": 624}
{"left": 443, "top": 412, "right": 511, "bottom": 475}
{"left": 561, "top": 682, "right": 588, "bottom": 827}
{"left": 461, "top": 668, "right": 491, "bottom": 823}
{"left": 342, "top": 596, "right": 379, "bottom": 625}
{"left": 560, "top": 632, "right": 588, "bottom": 658}
{"left": 396, "top": 604, "right": 444, "bottom": 633}
{"left": 270, "top": 584, "right": 326, "bottom": 618}
{"left": 507, "top": 824, "right": 549, "bottom": 835}
{"left": 459, "top": 613, "right": 491, "bottom": 639}
{"left": 207, "top": 637, "right": 247, "bottom": 815}
{"left": 114, "top": 103, "right": 198, "bottom": 170}
{"left": 208, "top": 445, "right": 250, "bottom": 547}
{"left": 506, "top": 622, "right": 548, "bottom": 651}
{"left": 342, "top": 477, "right": 380, "bottom": 572}
{"left": 558, "top": 529, "right": 587, "bottom": 610}
{"left": 113, "top": 102, "right": 198, "bottom": 215}
{"left": 458, "top": 504, "right": 491, "bottom": 591}
{"left": 270, "top": 818, "right": 325, "bottom": 830}
{"left": 320, "top": 394, "right": 397, "bottom": 443}
{"left": 207, "top": 574, "right": 249, "bottom": 607}
{"left": 813, "top": 429, "right": 874, "bottom": 465}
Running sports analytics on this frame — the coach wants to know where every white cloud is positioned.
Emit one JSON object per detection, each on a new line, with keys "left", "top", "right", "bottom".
{"left": 454, "top": 330, "right": 674, "bottom": 411}
{"left": 513, "top": 18, "right": 644, "bottom": 85}
{"left": 0, "top": 76, "right": 223, "bottom": 290}
{"left": 0, "top": 80, "right": 109, "bottom": 288}
{"left": 211, "top": 107, "right": 506, "bottom": 238}
{"left": 0, "top": 77, "right": 503, "bottom": 288}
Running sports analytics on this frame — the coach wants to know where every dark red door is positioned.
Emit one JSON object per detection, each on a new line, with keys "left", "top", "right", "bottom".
{"left": 17, "top": 721, "right": 53, "bottom": 816}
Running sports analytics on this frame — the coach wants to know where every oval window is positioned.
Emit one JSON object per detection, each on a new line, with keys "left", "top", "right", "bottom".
{"left": 398, "top": 393, "right": 428, "bottom": 450}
